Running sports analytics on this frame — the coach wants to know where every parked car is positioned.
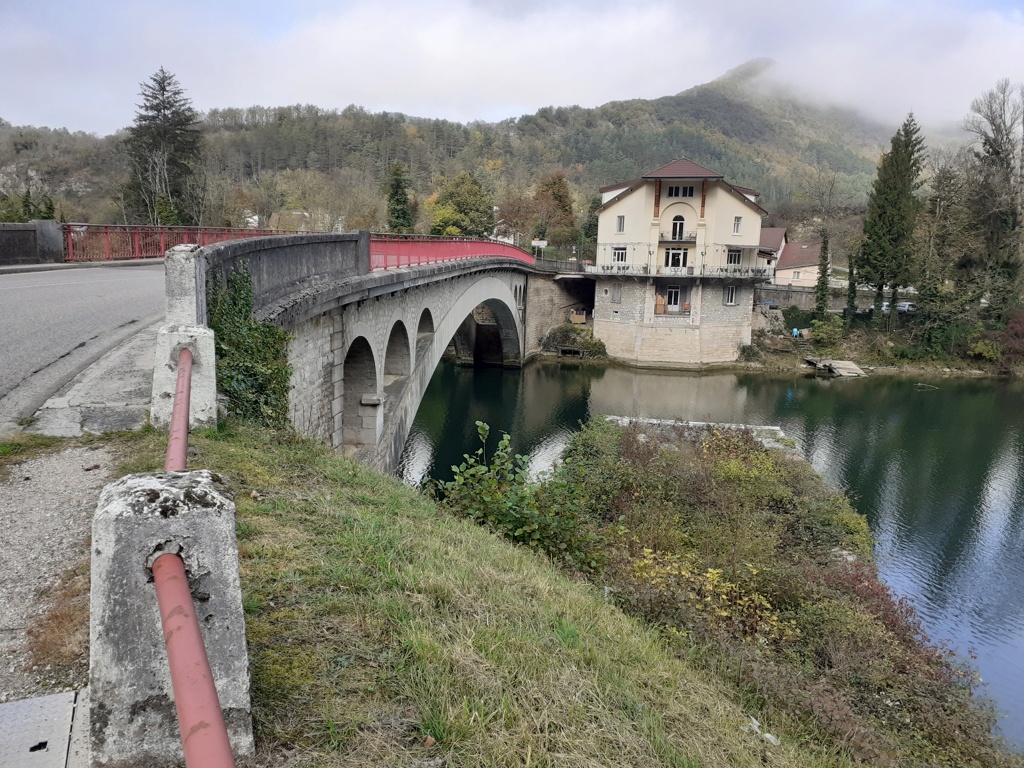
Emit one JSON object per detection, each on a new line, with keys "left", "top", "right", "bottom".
{"left": 896, "top": 301, "right": 917, "bottom": 314}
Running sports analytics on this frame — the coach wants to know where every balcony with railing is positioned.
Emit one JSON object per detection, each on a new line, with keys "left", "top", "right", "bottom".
{"left": 586, "top": 262, "right": 650, "bottom": 276}
{"left": 659, "top": 230, "right": 697, "bottom": 243}
{"left": 700, "top": 265, "right": 770, "bottom": 280}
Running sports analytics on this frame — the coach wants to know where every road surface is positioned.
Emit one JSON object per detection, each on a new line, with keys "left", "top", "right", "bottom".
{"left": 0, "top": 265, "right": 165, "bottom": 436}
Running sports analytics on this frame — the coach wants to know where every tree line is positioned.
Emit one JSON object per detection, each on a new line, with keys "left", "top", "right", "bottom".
{"left": 1, "top": 66, "right": 889, "bottom": 237}
{"left": 801, "top": 83, "right": 1024, "bottom": 365}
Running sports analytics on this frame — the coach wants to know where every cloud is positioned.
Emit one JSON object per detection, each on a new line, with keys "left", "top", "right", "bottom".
{"left": 3, "top": 0, "right": 1023, "bottom": 135}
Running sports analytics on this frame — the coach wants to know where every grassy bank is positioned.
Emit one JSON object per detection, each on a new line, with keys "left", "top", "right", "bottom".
{"left": 438, "top": 420, "right": 1022, "bottom": 767}
{"left": 106, "top": 423, "right": 863, "bottom": 767}
{"left": 7, "top": 421, "right": 1019, "bottom": 766}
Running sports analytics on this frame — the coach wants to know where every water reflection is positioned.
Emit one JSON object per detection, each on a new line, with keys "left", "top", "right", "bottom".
{"left": 398, "top": 361, "right": 1024, "bottom": 746}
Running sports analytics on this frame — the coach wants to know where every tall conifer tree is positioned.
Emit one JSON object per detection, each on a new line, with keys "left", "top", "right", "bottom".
{"left": 121, "top": 68, "right": 202, "bottom": 225}
{"left": 386, "top": 162, "right": 414, "bottom": 233}
{"left": 857, "top": 114, "right": 925, "bottom": 326}
{"left": 814, "top": 230, "right": 831, "bottom": 319}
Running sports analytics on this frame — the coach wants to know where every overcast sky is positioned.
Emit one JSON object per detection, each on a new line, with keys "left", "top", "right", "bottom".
{"left": 4, "top": 0, "right": 1023, "bottom": 137}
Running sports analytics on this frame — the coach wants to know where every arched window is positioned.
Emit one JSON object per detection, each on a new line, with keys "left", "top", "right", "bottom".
{"left": 671, "top": 215, "right": 686, "bottom": 240}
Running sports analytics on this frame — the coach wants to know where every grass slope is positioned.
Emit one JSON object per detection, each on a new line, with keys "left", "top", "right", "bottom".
{"left": 111, "top": 423, "right": 844, "bottom": 767}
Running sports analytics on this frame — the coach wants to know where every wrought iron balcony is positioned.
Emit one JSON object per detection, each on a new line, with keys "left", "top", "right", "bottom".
{"left": 660, "top": 231, "right": 697, "bottom": 243}
{"left": 701, "top": 265, "right": 770, "bottom": 280}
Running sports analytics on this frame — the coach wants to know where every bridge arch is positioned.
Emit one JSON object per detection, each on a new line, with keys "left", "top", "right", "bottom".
{"left": 384, "top": 320, "right": 412, "bottom": 380}
{"left": 373, "top": 272, "right": 525, "bottom": 471}
{"left": 341, "top": 336, "right": 379, "bottom": 455}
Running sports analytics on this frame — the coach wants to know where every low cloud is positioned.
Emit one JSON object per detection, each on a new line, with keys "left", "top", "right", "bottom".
{"left": 3, "top": 0, "right": 1022, "bottom": 135}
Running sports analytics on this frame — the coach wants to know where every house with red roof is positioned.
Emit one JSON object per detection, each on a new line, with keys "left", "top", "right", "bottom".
{"left": 590, "top": 158, "right": 775, "bottom": 365}
{"left": 773, "top": 241, "right": 822, "bottom": 287}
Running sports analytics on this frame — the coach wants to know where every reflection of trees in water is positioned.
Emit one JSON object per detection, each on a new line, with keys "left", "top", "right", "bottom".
{"left": 742, "top": 374, "right": 1024, "bottom": 623}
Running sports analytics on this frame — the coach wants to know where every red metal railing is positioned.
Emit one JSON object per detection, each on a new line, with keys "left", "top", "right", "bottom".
{"left": 155, "top": 346, "right": 237, "bottom": 768}
{"left": 62, "top": 224, "right": 292, "bottom": 262}
{"left": 369, "top": 233, "right": 534, "bottom": 270}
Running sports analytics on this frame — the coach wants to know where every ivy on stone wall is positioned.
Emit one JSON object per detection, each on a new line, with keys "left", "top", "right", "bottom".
{"left": 207, "top": 265, "right": 291, "bottom": 427}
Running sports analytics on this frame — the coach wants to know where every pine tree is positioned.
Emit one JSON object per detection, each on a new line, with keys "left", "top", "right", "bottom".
{"left": 858, "top": 114, "right": 926, "bottom": 327}
{"left": 121, "top": 68, "right": 202, "bottom": 225}
{"left": 814, "top": 230, "right": 831, "bottom": 319}
{"left": 385, "top": 162, "right": 414, "bottom": 233}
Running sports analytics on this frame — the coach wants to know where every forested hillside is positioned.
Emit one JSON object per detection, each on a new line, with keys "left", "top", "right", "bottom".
{"left": 0, "top": 60, "right": 893, "bottom": 231}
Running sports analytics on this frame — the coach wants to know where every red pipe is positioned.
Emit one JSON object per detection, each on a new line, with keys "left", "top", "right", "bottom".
{"left": 165, "top": 347, "right": 193, "bottom": 472}
{"left": 152, "top": 553, "right": 237, "bottom": 768}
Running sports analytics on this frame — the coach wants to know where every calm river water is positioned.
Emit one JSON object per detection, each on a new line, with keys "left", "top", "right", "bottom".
{"left": 398, "top": 361, "right": 1024, "bottom": 746}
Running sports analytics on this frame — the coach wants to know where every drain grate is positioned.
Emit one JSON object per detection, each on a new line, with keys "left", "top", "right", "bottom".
{"left": 0, "top": 692, "right": 76, "bottom": 768}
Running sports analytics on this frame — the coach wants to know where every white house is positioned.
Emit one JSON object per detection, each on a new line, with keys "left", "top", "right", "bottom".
{"left": 589, "top": 158, "right": 773, "bottom": 366}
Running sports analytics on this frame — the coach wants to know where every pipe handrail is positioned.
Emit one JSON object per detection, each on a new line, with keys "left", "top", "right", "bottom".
{"left": 165, "top": 348, "right": 193, "bottom": 472}
{"left": 61, "top": 223, "right": 294, "bottom": 262}
{"left": 156, "top": 345, "right": 237, "bottom": 767}
{"left": 153, "top": 553, "right": 236, "bottom": 768}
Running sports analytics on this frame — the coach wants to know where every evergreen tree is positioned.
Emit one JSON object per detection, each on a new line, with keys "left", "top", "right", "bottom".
{"left": 814, "top": 230, "right": 831, "bottom": 319}
{"left": 858, "top": 113, "right": 926, "bottom": 327}
{"left": 431, "top": 172, "right": 494, "bottom": 237}
{"left": 385, "top": 162, "right": 414, "bottom": 233}
{"left": 121, "top": 67, "right": 202, "bottom": 225}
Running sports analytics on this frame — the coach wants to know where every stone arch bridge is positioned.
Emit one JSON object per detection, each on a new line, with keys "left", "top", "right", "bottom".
{"left": 151, "top": 233, "right": 590, "bottom": 471}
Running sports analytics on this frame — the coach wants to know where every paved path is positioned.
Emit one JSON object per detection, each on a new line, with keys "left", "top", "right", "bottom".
{"left": 0, "top": 264, "right": 164, "bottom": 438}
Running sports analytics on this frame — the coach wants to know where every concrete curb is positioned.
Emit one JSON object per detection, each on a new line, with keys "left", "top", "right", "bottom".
{"left": 0, "top": 258, "right": 165, "bottom": 276}
{"left": 25, "top": 314, "right": 164, "bottom": 422}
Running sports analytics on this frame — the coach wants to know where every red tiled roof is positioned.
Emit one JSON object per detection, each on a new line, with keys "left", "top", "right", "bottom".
{"left": 759, "top": 227, "right": 786, "bottom": 252}
{"left": 732, "top": 184, "right": 761, "bottom": 198}
{"left": 643, "top": 158, "right": 723, "bottom": 180}
{"left": 599, "top": 179, "right": 639, "bottom": 194}
{"left": 776, "top": 242, "right": 822, "bottom": 270}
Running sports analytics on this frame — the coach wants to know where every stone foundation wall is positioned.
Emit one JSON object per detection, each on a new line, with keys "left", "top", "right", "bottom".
{"left": 591, "top": 277, "right": 752, "bottom": 365}
{"left": 523, "top": 275, "right": 594, "bottom": 356}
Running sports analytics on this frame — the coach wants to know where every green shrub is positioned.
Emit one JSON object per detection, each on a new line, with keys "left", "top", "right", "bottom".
{"left": 810, "top": 314, "right": 844, "bottom": 348}
{"left": 969, "top": 338, "right": 1005, "bottom": 363}
{"left": 207, "top": 266, "right": 292, "bottom": 427}
{"left": 541, "top": 323, "right": 607, "bottom": 358}
{"left": 436, "top": 422, "right": 599, "bottom": 570}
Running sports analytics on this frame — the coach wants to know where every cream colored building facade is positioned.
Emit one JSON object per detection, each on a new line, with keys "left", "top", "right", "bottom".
{"left": 590, "top": 159, "right": 772, "bottom": 366}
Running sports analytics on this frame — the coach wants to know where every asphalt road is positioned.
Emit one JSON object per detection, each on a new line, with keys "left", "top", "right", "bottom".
{"left": 0, "top": 265, "right": 165, "bottom": 434}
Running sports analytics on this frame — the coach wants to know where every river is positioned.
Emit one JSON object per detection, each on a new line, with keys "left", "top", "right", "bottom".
{"left": 397, "top": 360, "right": 1024, "bottom": 747}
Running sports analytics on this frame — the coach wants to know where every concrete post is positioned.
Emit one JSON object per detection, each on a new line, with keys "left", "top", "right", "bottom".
{"left": 89, "top": 471, "right": 253, "bottom": 767}
{"left": 151, "top": 245, "right": 218, "bottom": 428}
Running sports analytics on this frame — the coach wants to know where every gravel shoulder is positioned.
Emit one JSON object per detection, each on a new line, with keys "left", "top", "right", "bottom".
{"left": 0, "top": 444, "right": 114, "bottom": 702}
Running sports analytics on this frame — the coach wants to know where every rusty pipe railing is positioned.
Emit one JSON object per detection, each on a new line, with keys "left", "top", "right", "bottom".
{"left": 155, "top": 345, "right": 237, "bottom": 767}
{"left": 153, "top": 554, "right": 236, "bottom": 767}
{"left": 165, "top": 348, "right": 193, "bottom": 472}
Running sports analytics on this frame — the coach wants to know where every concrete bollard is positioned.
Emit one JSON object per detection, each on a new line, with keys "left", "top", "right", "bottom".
{"left": 150, "top": 326, "right": 217, "bottom": 428}
{"left": 151, "top": 245, "right": 218, "bottom": 429}
{"left": 89, "top": 471, "right": 253, "bottom": 767}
